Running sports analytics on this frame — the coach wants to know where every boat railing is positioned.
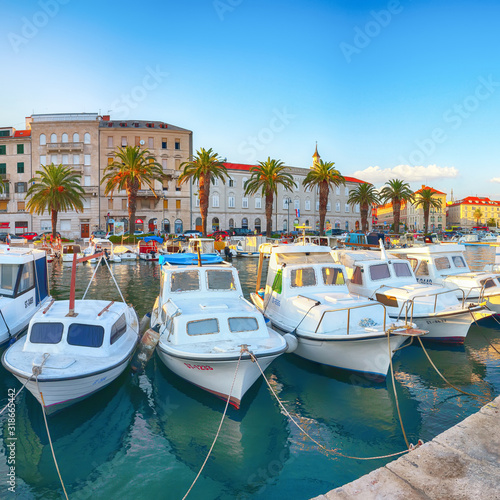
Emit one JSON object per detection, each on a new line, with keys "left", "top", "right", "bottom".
{"left": 462, "top": 283, "right": 489, "bottom": 302}
{"left": 369, "top": 284, "right": 411, "bottom": 300}
{"left": 395, "top": 288, "right": 466, "bottom": 322}
{"left": 314, "top": 302, "right": 387, "bottom": 334}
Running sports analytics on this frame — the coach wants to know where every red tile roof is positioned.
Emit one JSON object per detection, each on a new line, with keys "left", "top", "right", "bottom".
{"left": 449, "top": 196, "right": 500, "bottom": 207}
{"left": 14, "top": 130, "right": 31, "bottom": 137}
{"left": 414, "top": 185, "right": 446, "bottom": 195}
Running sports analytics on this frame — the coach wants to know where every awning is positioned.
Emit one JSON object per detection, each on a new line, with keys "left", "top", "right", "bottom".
{"left": 0, "top": 222, "right": 10, "bottom": 228}
{"left": 136, "top": 218, "right": 143, "bottom": 224}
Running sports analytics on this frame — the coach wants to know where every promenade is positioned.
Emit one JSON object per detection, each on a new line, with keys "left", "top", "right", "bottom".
{"left": 312, "top": 395, "right": 500, "bottom": 499}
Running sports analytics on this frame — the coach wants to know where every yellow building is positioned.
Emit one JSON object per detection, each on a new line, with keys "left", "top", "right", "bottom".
{"left": 447, "top": 196, "right": 500, "bottom": 229}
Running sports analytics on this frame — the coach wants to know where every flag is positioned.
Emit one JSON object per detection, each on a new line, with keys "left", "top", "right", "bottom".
{"left": 295, "top": 208, "right": 300, "bottom": 218}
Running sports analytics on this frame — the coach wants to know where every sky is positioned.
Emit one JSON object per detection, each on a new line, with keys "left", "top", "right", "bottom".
{"left": 1, "top": 0, "right": 499, "bottom": 200}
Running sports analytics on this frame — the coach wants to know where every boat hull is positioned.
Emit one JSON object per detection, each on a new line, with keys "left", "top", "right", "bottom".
{"left": 290, "top": 331, "right": 407, "bottom": 379}
{"left": 156, "top": 347, "right": 280, "bottom": 408}
{"left": 11, "top": 356, "right": 132, "bottom": 415}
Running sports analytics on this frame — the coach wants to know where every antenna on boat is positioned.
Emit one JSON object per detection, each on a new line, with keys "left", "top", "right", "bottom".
{"left": 379, "top": 239, "right": 388, "bottom": 260}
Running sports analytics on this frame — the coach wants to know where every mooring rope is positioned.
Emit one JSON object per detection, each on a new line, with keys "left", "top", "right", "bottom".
{"left": 468, "top": 308, "right": 500, "bottom": 355}
{"left": 35, "top": 374, "right": 69, "bottom": 499}
{"left": 182, "top": 348, "right": 245, "bottom": 499}
{"left": 0, "top": 376, "right": 33, "bottom": 416}
{"left": 416, "top": 336, "right": 487, "bottom": 400}
{"left": 249, "top": 352, "right": 421, "bottom": 461}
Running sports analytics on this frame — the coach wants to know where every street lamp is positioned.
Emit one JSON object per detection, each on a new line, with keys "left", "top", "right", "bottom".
{"left": 285, "top": 198, "right": 292, "bottom": 234}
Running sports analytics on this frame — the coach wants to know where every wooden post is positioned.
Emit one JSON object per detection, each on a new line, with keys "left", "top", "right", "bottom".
{"left": 197, "top": 246, "right": 202, "bottom": 266}
{"left": 67, "top": 253, "right": 77, "bottom": 317}
{"left": 256, "top": 252, "right": 263, "bottom": 293}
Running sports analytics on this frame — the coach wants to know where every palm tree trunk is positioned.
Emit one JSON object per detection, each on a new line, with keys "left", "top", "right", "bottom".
{"left": 424, "top": 207, "right": 429, "bottom": 233}
{"left": 361, "top": 204, "right": 368, "bottom": 232}
{"left": 51, "top": 209, "right": 58, "bottom": 239}
{"left": 199, "top": 173, "right": 210, "bottom": 237}
{"left": 393, "top": 200, "right": 401, "bottom": 234}
{"left": 128, "top": 188, "right": 138, "bottom": 235}
{"left": 319, "top": 183, "right": 328, "bottom": 236}
{"left": 265, "top": 192, "right": 273, "bottom": 236}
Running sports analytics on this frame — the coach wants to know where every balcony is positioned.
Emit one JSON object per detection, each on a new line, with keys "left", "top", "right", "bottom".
{"left": 137, "top": 189, "right": 164, "bottom": 198}
{"left": 0, "top": 192, "right": 10, "bottom": 200}
{"left": 46, "top": 142, "right": 84, "bottom": 152}
{"left": 83, "top": 186, "right": 99, "bottom": 195}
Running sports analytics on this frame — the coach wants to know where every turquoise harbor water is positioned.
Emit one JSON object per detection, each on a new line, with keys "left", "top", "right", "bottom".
{"left": 0, "top": 247, "right": 499, "bottom": 499}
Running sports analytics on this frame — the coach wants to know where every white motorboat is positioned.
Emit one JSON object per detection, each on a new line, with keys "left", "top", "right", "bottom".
{"left": 333, "top": 243, "right": 494, "bottom": 344}
{"left": 390, "top": 244, "right": 500, "bottom": 315}
{"left": 150, "top": 255, "right": 288, "bottom": 408}
{"left": 137, "top": 238, "right": 160, "bottom": 261}
{"left": 0, "top": 247, "right": 52, "bottom": 345}
{"left": 250, "top": 243, "right": 424, "bottom": 379}
{"left": 235, "top": 236, "right": 266, "bottom": 257}
{"left": 86, "top": 239, "right": 122, "bottom": 263}
{"left": 113, "top": 245, "right": 138, "bottom": 260}
{"left": 2, "top": 255, "right": 140, "bottom": 414}
{"left": 61, "top": 244, "right": 84, "bottom": 263}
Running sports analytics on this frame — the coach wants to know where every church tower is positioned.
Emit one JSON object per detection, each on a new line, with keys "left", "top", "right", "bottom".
{"left": 312, "top": 142, "right": 320, "bottom": 165}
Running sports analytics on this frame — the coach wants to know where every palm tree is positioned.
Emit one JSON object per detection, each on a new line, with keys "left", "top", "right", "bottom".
{"left": 347, "top": 183, "right": 380, "bottom": 232}
{"left": 487, "top": 217, "right": 496, "bottom": 229}
{"left": 303, "top": 159, "right": 345, "bottom": 236}
{"left": 244, "top": 158, "right": 296, "bottom": 236}
{"left": 101, "top": 146, "right": 166, "bottom": 236}
{"left": 26, "top": 163, "right": 86, "bottom": 238}
{"left": 413, "top": 188, "right": 442, "bottom": 233}
{"left": 178, "top": 148, "right": 228, "bottom": 237}
{"left": 379, "top": 179, "right": 414, "bottom": 235}
{"left": 0, "top": 177, "right": 6, "bottom": 194}
{"left": 473, "top": 208, "right": 483, "bottom": 227}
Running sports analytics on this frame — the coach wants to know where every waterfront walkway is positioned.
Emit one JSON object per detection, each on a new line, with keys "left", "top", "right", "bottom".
{"left": 312, "top": 395, "right": 500, "bottom": 499}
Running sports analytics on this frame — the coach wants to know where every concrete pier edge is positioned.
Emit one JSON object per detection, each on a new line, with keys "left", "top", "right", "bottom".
{"left": 312, "top": 395, "right": 500, "bottom": 499}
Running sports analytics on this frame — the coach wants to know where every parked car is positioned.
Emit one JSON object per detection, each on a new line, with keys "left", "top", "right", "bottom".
{"left": 182, "top": 230, "right": 203, "bottom": 238}
{"left": 207, "top": 230, "right": 230, "bottom": 238}
{"left": 0, "top": 233, "right": 27, "bottom": 243}
{"left": 228, "top": 228, "right": 253, "bottom": 236}
{"left": 21, "top": 232, "right": 38, "bottom": 241}
{"left": 91, "top": 230, "right": 109, "bottom": 239}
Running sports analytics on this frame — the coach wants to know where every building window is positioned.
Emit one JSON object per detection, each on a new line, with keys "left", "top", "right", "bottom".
{"left": 345, "top": 204, "right": 350, "bottom": 213}
{"left": 255, "top": 218, "right": 261, "bottom": 231}
{"left": 135, "top": 136, "right": 141, "bottom": 147}
{"left": 195, "top": 197, "right": 199, "bottom": 207}
{"left": 39, "top": 134, "right": 46, "bottom": 146}
{"left": 316, "top": 201, "right": 320, "bottom": 211}
{"left": 0, "top": 201, "right": 7, "bottom": 211}
{"left": 17, "top": 202, "right": 25, "bottom": 212}
{"left": 161, "top": 138, "right": 167, "bottom": 149}
{"left": 40, "top": 155, "right": 46, "bottom": 166}
{"left": 336, "top": 202, "right": 341, "bottom": 212}
{"left": 108, "top": 136, "right": 113, "bottom": 148}
{"left": 17, "top": 144, "right": 24, "bottom": 154}
{"left": 294, "top": 200, "right": 300, "bottom": 210}
{"left": 148, "top": 137, "right": 154, "bottom": 148}
{"left": 61, "top": 154, "right": 68, "bottom": 165}
{"left": 175, "top": 139, "right": 180, "bottom": 150}
{"left": 17, "top": 162, "right": 24, "bottom": 174}
{"left": 84, "top": 155, "right": 91, "bottom": 165}
{"left": 50, "top": 133, "right": 57, "bottom": 143}
{"left": 229, "top": 179, "right": 234, "bottom": 187}
{"left": 0, "top": 163, "right": 5, "bottom": 175}
{"left": 305, "top": 200, "right": 311, "bottom": 211}
{"left": 84, "top": 176, "right": 91, "bottom": 186}
{"left": 242, "top": 198, "right": 248, "bottom": 208}
{"left": 336, "top": 186, "right": 340, "bottom": 195}
{"left": 0, "top": 145, "right": 5, "bottom": 155}
{"left": 84, "top": 133, "right": 90, "bottom": 144}
{"left": 212, "top": 194, "right": 220, "bottom": 208}
{"left": 122, "top": 199, "right": 127, "bottom": 210}
{"left": 327, "top": 202, "right": 331, "bottom": 211}
{"left": 228, "top": 196, "right": 235, "bottom": 208}
{"left": 212, "top": 178, "right": 218, "bottom": 186}
{"left": 242, "top": 218, "right": 248, "bottom": 229}
{"left": 162, "top": 159, "right": 167, "bottom": 169}
{"left": 73, "top": 133, "right": 80, "bottom": 142}
{"left": 355, "top": 204, "right": 360, "bottom": 213}
{"left": 50, "top": 154, "right": 57, "bottom": 165}
{"left": 255, "top": 198, "right": 261, "bottom": 209}
{"left": 73, "top": 155, "right": 80, "bottom": 165}
{"left": 228, "top": 218, "right": 234, "bottom": 229}
{"left": 15, "top": 182, "right": 27, "bottom": 193}
{"left": 345, "top": 187, "right": 349, "bottom": 196}
{"left": 61, "top": 133, "right": 68, "bottom": 143}
{"left": 108, "top": 199, "right": 113, "bottom": 210}
{"left": 121, "top": 137, "right": 127, "bottom": 146}
{"left": 176, "top": 200, "right": 181, "bottom": 209}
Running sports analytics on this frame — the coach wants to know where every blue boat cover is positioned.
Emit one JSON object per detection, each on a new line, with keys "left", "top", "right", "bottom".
{"left": 159, "top": 253, "right": 223, "bottom": 265}
{"left": 144, "top": 236, "right": 164, "bottom": 244}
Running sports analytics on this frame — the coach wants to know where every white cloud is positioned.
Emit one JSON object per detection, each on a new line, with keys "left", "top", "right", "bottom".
{"left": 490, "top": 177, "right": 500, "bottom": 183}
{"left": 353, "top": 164, "right": 460, "bottom": 184}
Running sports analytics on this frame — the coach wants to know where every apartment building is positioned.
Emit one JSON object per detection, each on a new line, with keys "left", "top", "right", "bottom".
{"left": 99, "top": 116, "right": 192, "bottom": 235}
{"left": 192, "top": 157, "right": 368, "bottom": 234}
{"left": 447, "top": 196, "right": 500, "bottom": 229}
{"left": 0, "top": 126, "right": 33, "bottom": 234}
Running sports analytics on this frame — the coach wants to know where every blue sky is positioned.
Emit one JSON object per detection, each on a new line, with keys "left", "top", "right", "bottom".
{"left": 1, "top": 0, "right": 499, "bottom": 200}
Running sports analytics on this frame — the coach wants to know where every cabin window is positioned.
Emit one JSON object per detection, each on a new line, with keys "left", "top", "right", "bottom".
{"left": 207, "top": 270, "right": 235, "bottom": 290}
{"left": 351, "top": 266, "right": 363, "bottom": 285}
{"left": 393, "top": 262, "right": 412, "bottom": 277}
{"left": 111, "top": 314, "right": 128, "bottom": 344}
{"left": 452, "top": 256, "right": 466, "bottom": 268}
{"left": 30, "top": 322, "right": 64, "bottom": 344}
{"left": 369, "top": 264, "right": 391, "bottom": 281}
{"left": 480, "top": 278, "right": 497, "bottom": 289}
{"left": 0, "top": 264, "right": 19, "bottom": 297}
{"left": 291, "top": 268, "right": 316, "bottom": 287}
{"left": 67, "top": 324, "right": 104, "bottom": 347}
{"left": 415, "top": 261, "right": 429, "bottom": 276}
{"left": 17, "top": 262, "right": 35, "bottom": 294}
{"left": 435, "top": 257, "right": 451, "bottom": 270}
{"left": 171, "top": 271, "right": 199, "bottom": 292}
{"left": 187, "top": 318, "right": 219, "bottom": 336}
{"left": 322, "top": 267, "right": 345, "bottom": 285}
{"left": 408, "top": 258, "right": 418, "bottom": 271}
{"left": 228, "top": 317, "right": 259, "bottom": 332}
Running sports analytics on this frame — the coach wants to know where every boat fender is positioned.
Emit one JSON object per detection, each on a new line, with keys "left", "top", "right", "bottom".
{"left": 283, "top": 333, "right": 298, "bottom": 353}
{"left": 139, "top": 312, "right": 151, "bottom": 335}
{"left": 130, "top": 324, "right": 160, "bottom": 374}
{"left": 257, "top": 288, "right": 265, "bottom": 299}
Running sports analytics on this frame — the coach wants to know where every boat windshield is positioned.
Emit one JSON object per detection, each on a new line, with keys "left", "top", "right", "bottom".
{"left": 187, "top": 318, "right": 219, "bottom": 336}
{"left": 291, "top": 267, "right": 316, "bottom": 288}
{"left": 369, "top": 264, "right": 391, "bottom": 281}
{"left": 393, "top": 262, "right": 412, "bottom": 277}
{"left": 67, "top": 323, "right": 104, "bottom": 348}
{"left": 276, "top": 252, "right": 334, "bottom": 265}
{"left": 322, "top": 267, "right": 345, "bottom": 286}
{"left": 228, "top": 317, "right": 259, "bottom": 332}
{"left": 452, "top": 255, "right": 467, "bottom": 268}
{"left": 171, "top": 271, "right": 200, "bottom": 292}
{"left": 435, "top": 257, "right": 451, "bottom": 271}
{"left": 207, "top": 270, "right": 236, "bottom": 290}
{"left": 0, "top": 264, "right": 21, "bottom": 297}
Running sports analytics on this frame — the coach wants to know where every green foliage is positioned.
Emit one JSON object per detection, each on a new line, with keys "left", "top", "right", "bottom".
{"left": 379, "top": 179, "right": 415, "bottom": 235}
{"left": 347, "top": 182, "right": 380, "bottom": 232}
{"left": 413, "top": 188, "right": 442, "bottom": 233}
